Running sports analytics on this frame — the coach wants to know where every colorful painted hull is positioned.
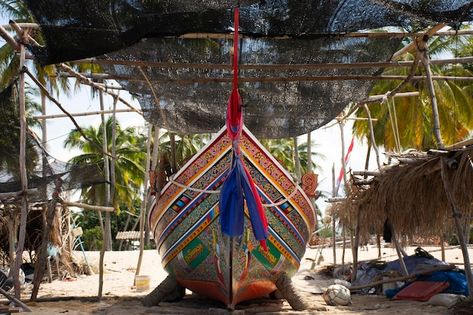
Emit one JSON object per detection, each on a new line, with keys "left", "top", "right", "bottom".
{"left": 149, "top": 127, "right": 315, "bottom": 307}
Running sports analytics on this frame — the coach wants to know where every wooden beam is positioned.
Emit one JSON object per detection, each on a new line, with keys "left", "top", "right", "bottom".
{"left": 56, "top": 63, "right": 142, "bottom": 115}
{"left": 62, "top": 201, "right": 114, "bottom": 212}
{"left": 352, "top": 170, "right": 380, "bottom": 176}
{"left": 33, "top": 108, "right": 141, "bottom": 120}
{"left": 9, "top": 20, "right": 41, "bottom": 47}
{"left": 58, "top": 72, "right": 473, "bottom": 83}
{"left": 0, "top": 24, "right": 19, "bottom": 50}
{"left": 1, "top": 23, "right": 39, "bottom": 30}
{"left": 446, "top": 138, "right": 473, "bottom": 150}
{"left": 326, "top": 197, "right": 347, "bottom": 203}
{"left": 391, "top": 24, "right": 447, "bottom": 60}
{"left": 71, "top": 56, "right": 473, "bottom": 71}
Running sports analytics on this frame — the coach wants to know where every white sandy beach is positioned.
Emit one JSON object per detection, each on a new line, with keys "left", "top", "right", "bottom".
{"left": 19, "top": 244, "right": 472, "bottom": 314}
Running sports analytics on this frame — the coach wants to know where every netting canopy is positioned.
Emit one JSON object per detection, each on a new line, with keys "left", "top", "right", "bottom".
{"left": 0, "top": 82, "right": 105, "bottom": 199}
{"left": 24, "top": 1, "right": 473, "bottom": 138}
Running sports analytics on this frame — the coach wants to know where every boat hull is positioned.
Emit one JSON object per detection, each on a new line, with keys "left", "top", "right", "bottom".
{"left": 149, "top": 127, "right": 315, "bottom": 307}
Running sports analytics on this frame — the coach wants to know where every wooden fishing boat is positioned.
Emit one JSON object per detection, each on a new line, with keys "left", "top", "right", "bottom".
{"left": 149, "top": 126, "right": 316, "bottom": 308}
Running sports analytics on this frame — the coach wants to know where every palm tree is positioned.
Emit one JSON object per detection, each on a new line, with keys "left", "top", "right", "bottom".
{"left": 261, "top": 137, "right": 320, "bottom": 177}
{"left": 64, "top": 118, "right": 146, "bottom": 247}
{"left": 353, "top": 35, "right": 473, "bottom": 151}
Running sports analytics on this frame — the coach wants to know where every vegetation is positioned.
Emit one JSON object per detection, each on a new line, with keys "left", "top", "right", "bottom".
{"left": 353, "top": 34, "right": 473, "bottom": 151}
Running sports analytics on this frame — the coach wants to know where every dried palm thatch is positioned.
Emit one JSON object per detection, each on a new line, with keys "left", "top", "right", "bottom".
{"left": 329, "top": 146, "right": 473, "bottom": 241}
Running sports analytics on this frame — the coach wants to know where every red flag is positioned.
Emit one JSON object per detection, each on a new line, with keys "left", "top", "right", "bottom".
{"left": 336, "top": 136, "right": 355, "bottom": 189}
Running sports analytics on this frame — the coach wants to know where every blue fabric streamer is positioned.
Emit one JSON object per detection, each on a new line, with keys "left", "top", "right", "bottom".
{"left": 219, "top": 155, "right": 244, "bottom": 237}
{"left": 219, "top": 152, "right": 268, "bottom": 241}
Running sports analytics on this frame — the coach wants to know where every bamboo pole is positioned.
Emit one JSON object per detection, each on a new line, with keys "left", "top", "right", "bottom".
{"left": 146, "top": 126, "right": 160, "bottom": 246}
{"left": 135, "top": 126, "right": 152, "bottom": 279}
{"left": 0, "top": 24, "right": 19, "bottom": 50}
{"left": 98, "top": 91, "right": 112, "bottom": 299}
{"left": 110, "top": 93, "right": 119, "bottom": 229}
{"left": 56, "top": 63, "right": 142, "bottom": 115}
{"left": 33, "top": 108, "right": 140, "bottom": 120}
{"left": 59, "top": 72, "right": 473, "bottom": 83}
{"left": 306, "top": 132, "right": 318, "bottom": 232}
{"left": 391, "top": 24, "right": 446, "bottom": 60}
{"left": 23, "top": 68, "right": 115, "bottom": 159}
{"left": 363, "top": 105, "right": 382, "bottom": 170}
{"left": 350, "top": 264, "right": 455, "bottom": 291}
{"left": 70, "top": 56, "right": 473, "bottom": 71}
{"left": 61, "top": 201, "right": 114, "bottom": 212}
{"left": 421, "top": 48, "right": 445, "bottom": 149}
{"left": 338, "top": 121, "right": 356, "bottom": 277}
{"left": 169, "top": 133, "right": 177, "bottom": 173}
{"left": 440, "top": 158, "right": 473, "bottom": 296}
{"left": 0, "top": 287, "right": 31, "bottom": 312}
{"left": 12, "top": 36, "right": 28, "bottom": 300}
{"left": 31, "top": 181, "right": 61, "bottom": 300}
{"left": 293, "top": 137, "right": 302, "bottom": 181}
{"left": 390, "top": 221, "right": 409, "bottom": 276}
{"left": 331, "top": 164, "right": 336, "bottom": 266}
{"left": 99, "top": 90, "right": 112, "bottom": 251}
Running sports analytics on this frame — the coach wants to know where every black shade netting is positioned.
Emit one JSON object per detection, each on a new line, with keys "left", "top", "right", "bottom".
{"left": 22, "top": 1, "right": 473, "bottom": 137}
{"left": 100, "top": 37, "right": 400, "bottom": 138}
{"left": 0, "top": 83, "right": 106, "bottom": 202}
{"left": 24, "top": 0, "right": 473, "bottom": 65}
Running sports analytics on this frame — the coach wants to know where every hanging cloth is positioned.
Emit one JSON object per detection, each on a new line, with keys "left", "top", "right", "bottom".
{"left": 219, "top": 7, "right": 268, "bottom": 250}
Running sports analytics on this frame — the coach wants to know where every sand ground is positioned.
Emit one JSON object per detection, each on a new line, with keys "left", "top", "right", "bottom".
{"left": 9, "top": 245, "right": 473, "bottom": 314}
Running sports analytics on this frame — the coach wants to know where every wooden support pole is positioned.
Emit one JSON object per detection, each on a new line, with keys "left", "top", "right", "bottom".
{"left": 306, "top": 132, "right": 318, "bottom": 232}
{"left": 390, "top": 222, "right": 409, "bottom": 276}
{"left": 293, "top": 137, "right": 302, "bottom": 181}
{"left": 31, "top": 182, "right": 61, "bottom": 300}
{"left": 169, "top": 133, "right": 177, "bottom": 173}
{"left": 0, "top": 287, "right": 31, "bottom": 312}
{"left": 135, "top": 126, "right": 152, "bottom": 279}
{"left": 0, "top": 24, "right": 19, "bottom": 50}
{"left": 440, "top": 158, "right": 473, "bottom": 296}
{"left": 421, "top": 48, "right": 445, "bottom": 149}
{"left": 99, "top": 90, "right": 112, "bottom": 251}
{"left": 56, "top": 63, "right": 142, "bottom": 115}
{"left": 338, "top": 121, "right": 353, "bottom": 270}
{"left": 33, "top": 108, "right": 140, "bottom": 120}
{"left": 391, "top": 24, "right": 446, "bottom": 60}
{"left": 363, "top": 105, "right": 382, "bottom": 170}
{"left": 350, "top": 264, "right": 455, "bottom": 291}
{"left": 70, "top": 56, "right": 473, "bottom": 71}
{"left": 12, "top": 36, "right": 28, "bottom": 300}
{"left": 23, "top": 68, "right": 115, "bottom": 159}
{"left": 98, "top": 89, "right": 113, "bottom": 299}
{"left": 352, "top": 170, "right": 379, "bottom": 176}
{"left": 331, "top": 164, "right": 337, "bottom": 266}
{"left": 61, "top": 201, "right": 114, "bottom": 212}
{"left": 59, "top": 72, "right": 473, "bottom": 84}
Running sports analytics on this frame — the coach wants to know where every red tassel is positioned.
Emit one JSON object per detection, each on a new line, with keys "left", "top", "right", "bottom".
{"left": 260, "top": 240, "right": 268, "bottom": 252}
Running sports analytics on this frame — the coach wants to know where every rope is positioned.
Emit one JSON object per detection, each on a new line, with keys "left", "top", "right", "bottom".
{"left": 167, "top": 174, "right": 302, "bottom": 207}
{"left": 262, "top": 184, "right": 300, "bottom": 207}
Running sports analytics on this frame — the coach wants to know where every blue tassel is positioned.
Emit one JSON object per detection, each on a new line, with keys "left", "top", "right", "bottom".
{"left": 219, "top": 156, "right": 244, "bottom": 236}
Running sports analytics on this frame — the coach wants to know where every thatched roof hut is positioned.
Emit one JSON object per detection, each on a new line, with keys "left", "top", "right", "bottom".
{"left": 329, "top": 146, "right": 473, "bottom": 241}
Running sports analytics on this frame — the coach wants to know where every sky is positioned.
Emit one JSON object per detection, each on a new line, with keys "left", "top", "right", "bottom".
{"left": 32, "top": 80, "right": 379, "bottom": 215}
{"left": 0, "top": 16, "right": 381, "bottom": 217}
